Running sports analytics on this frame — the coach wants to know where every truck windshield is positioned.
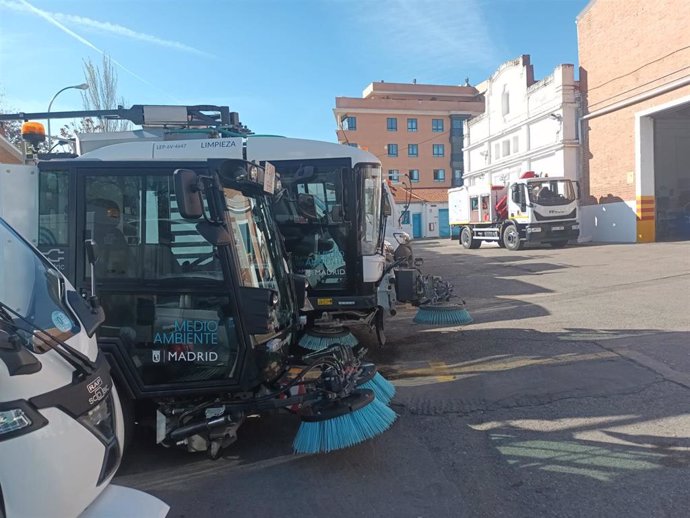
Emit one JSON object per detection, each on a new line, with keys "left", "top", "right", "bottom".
{"left": 0, "top": 218, "right": 79, "bottom": 349}
{"left": 272, "top": 161, "right": 349, "bottom": 291}
{"left": 528, "top": 180, "right": 576, "bottom": 206}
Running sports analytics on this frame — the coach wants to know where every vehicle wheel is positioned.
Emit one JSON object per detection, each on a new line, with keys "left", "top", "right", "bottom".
{"left": 460, "top": 226, "right": 481, "bottom": 249}
{"left": 502, "top": 224, "right": 523, "bottom": 251}
{"left": 549, "top": 240, "right": 568, "bottom": 248}
{"left": 497, "top": 236, "right": 506, "bottom": 248}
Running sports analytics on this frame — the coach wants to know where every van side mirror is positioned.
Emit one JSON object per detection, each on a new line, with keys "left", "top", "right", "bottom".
{"left": 174, "top": 169, "right": 204, "bottom": 219}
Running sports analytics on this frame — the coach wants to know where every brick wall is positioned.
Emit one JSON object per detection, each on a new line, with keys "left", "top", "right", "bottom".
{"left": 578, "top": 0, "right": 690, "bottom": 203}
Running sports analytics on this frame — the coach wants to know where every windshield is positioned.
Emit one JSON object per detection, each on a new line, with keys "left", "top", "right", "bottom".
{"left": 222, "top": 188, "right": 293, "bottom": 333}
{"left": 527, "top": 179, "right": 576, "bottom": 206}
{"left": 272, "top": 161, "right": 349, "bottom": 291}
{"left": 0, "top": 219, "right": 79, "bottom": 350}
{"left": 360, "top": 164, "right": 383, "bottom": 255}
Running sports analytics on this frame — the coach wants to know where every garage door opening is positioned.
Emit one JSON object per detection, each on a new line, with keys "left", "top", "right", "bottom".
{"left": 653, "top": 102, "right": 690, "bottom": 241}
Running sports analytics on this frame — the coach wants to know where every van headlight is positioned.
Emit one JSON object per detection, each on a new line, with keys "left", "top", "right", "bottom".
{"left": 0, "top": 409, "right": 31, "bottom": 435}
{"left": 0, "top": 401, "right": 47, "bottom": 441}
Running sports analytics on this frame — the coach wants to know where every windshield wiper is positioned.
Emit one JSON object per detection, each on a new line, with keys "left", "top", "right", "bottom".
{"left": 0, "top": 301, "right": 95, "bottom": 377}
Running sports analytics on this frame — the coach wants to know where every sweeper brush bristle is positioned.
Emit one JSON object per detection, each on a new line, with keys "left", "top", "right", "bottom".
{"left": 293, "top": 391, "right": 397, "bottom": 454}
{"left": 358, "top": 372, "right": 396, "bottom": 404}
{"left": 298, "top": 329, "right": 359, "bottom": 351}
{"left": 413, "top": 305, "right": 473, "bottom": 326}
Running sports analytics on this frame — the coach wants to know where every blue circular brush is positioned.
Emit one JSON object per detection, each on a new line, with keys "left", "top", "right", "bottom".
{"left": 298, "top": 327, "right": 359, "bottom": 351}
{"left": 414, "top": 303, "right": 473, "bottom": 326}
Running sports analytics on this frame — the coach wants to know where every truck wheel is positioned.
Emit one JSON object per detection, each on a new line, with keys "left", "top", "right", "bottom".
{"left": 549, "top": 240, "right": 568, "bottom": 248}
{"left": 502, "top": 224, "right": 522, "bottom": 251}
{"left": 460, "top": 226, "right": 481, "bottom": 249}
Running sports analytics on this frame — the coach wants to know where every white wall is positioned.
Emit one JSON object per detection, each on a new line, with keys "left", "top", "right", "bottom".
{"left": 464, "top": 58, "right": 580, "bottom": 185}
{"left": 579, "top": 201, "right": 637, "bottom": 243}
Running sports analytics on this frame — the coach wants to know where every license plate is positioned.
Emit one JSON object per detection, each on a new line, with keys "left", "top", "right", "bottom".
{"left": 552, "top": 226, "right": 564, "bottom": 231}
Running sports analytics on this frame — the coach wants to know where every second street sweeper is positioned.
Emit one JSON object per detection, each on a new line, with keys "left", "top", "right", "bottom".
{"left": 247, "top": 137, "right": 473, "bottom": 346}
{"left": 0, "top": 217, "right": 169, "bottom": 518}
{"left": 0, "top": 105, "right": 396, "bottom": 457}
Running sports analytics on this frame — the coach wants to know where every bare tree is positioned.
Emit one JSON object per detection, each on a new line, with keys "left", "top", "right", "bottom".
{"left": 61, "top": 55, "right": 130, "bottom": 136}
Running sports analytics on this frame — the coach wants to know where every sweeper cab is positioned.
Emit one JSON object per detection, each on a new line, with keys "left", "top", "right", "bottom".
{"left": 0, "top": 217, "right": 169, "bottom": 517}
{"left": 246, "top": 138, "right": 471, "bottom": 345}
{"left": 0, "top": 105, "right": 396, "bottom": 457}
{"left": 448, "top": 171, "right": 580, "bottom": 251}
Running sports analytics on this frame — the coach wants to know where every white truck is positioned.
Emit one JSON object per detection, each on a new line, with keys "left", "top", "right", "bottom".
{"left": 448, "top": 172, "right": 580, "bottom": 250}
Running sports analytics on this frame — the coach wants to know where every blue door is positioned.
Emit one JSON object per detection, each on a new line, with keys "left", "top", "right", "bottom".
{"left": 438, "top": 209, "right": 450, "bottom": 237}
{"left": 412, "top": 213, "right": 422, "bottom": 238}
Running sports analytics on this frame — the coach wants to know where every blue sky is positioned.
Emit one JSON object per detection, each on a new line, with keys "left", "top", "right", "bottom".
{"left": 0, "top": 0, "right": 588, "bottom": 142}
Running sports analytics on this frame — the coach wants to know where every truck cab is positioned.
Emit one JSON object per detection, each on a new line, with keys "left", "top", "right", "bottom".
{"left": 449, "top": 172, "right": 580, "bottom": 250}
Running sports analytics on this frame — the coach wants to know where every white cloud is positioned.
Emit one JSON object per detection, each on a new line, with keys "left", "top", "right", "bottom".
{"left": 351, "top": 0, "right": 498, "bottom": 81}
{"left": 0, "top": 0, "right": 213, "bottom": 58}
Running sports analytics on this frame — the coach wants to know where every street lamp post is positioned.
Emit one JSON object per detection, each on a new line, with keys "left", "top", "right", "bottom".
{"left": 47, "top": 83, "right": 89, "bottom": 150}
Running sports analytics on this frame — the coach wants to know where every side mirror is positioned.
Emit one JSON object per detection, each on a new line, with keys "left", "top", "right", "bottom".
{"left": 297, "top": 193, "right": 318, "bottom": 219}
{"left": 295, "top": 165, "right": 316, "bottom": 182}
{"left": 174, "top": 169, "right": 204, "bottom": 219}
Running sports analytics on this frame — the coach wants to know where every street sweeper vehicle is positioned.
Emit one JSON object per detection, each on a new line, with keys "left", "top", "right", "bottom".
{"left": 245, "top": 137, "right": 473, "bottom": 348}
{"left": 448, "top": 171, "right": 580, "bottom": 250}
{"left": 0, "top": 217, "right": 169, "bottom": 517}
{"left": 0, "top": 105, "right": 396, "bottom": 457}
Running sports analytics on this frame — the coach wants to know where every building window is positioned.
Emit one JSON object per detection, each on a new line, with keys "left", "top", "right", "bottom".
{"left": 432, "top": 144, "right": 445, "bottom": 157}
{"left": 494, "top": 142, "right": 501, "bottom": 160}
{"left": 387, "top": 143, "right": 398, "bottom": 157}
{"left": 451, "top": 117, "right": 463, "bottom": 137}
{"left": 388, "top": 169, "right": 400, "bottom": 183}
{"left": 408, "top": 144, "right": 418, "bottom": 157}
{"left": 342, "top": 116, "right": 356, "bottom": 130}
{"left": 347, "top": 143, "right": 358, "bottom": 148}
{"left": 502, "top": 86, "right": 510, "bottom": 116}
{"left": 502, "top": 140, "right": 510, "bottom": 156}
{"left": 432, "top": 119, "right": 444, "bottom": 132}
{"left": 407, "top": 118, "right": 418, "bottom": 132}
{"left": 387, "top": 117, "right": 397, "bottom": 131}
{"left": 433, "top": 169, "right": 446, "bottom": 182}
{"left": 409, "top": 169, "right": 420, "bottom": 182}
{"left": 512, "top": 136, "right": 519, "bottom": 153}
{"left": 401, "top": 211, "right": 410, "bottom": 225}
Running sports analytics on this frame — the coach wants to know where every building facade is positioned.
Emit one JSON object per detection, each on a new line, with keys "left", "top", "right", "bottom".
{"left": 463, "top": 56, "right": 581, "bottom": 194}
{"left": 578, "top": 0, "right": 690, "bottom": 242}
{"left": 0, "top": 134, "right": 22, "bottom": 164}
{"left": 334, "top": 82, "right": 484, "bottom": 238}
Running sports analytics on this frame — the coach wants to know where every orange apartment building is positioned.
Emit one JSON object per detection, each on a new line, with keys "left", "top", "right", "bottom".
{"left": 334, "top": 81, "right": 484, "bottom": 238}
{"left": 577, "top": 0, "right": 690, "bottom": 242}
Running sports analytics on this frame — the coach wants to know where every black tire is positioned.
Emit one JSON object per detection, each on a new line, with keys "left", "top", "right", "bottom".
{"left": 549, "top": 240, "right": 568, "bottom": 248}
{"left": 497, "top": 236, "right": 506, "bottom": 248}
{"left": 460, "top": 226, "right": 481, "bottom": 249}
{"left": 502, "top": 224, "right": 523, "bottom": 251}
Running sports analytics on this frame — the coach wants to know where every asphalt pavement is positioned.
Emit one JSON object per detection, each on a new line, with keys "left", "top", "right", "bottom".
{"left": 115, "top": 239, "right": 690, "bottom": 518}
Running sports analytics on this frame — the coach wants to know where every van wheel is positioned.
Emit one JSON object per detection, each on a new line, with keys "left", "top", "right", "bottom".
{"left": 460, "top": 226, "right": 481, "bottom": 249}
{"left": 502, "top": 224, "right": 523, "bottom": 251}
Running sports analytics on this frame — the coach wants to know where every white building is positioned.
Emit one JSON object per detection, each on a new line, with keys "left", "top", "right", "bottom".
{"left": 463, "top": 55, "right": 581, "bottom": 192}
